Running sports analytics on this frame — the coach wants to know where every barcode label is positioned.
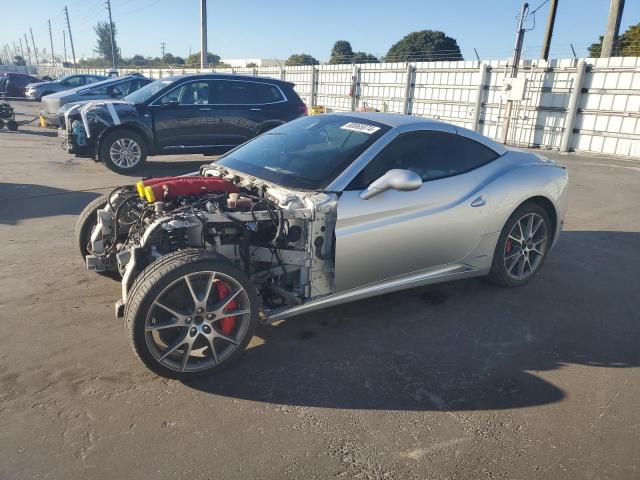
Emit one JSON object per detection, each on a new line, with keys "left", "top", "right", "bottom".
{"left": 340, "top": 122, "right": 380, "bottom": 134}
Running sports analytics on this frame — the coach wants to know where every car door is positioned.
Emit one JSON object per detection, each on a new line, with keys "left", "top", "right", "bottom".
{"left": 150, "top": 80, "right": 214, "bottom": 151}
{"left": 334, "top": 128, "right": 496, "bottom": 292}
{"left": 209, "top": 80, "right": 265, "bottom": 146}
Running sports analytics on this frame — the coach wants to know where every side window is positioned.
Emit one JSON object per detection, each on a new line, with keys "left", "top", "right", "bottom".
{"left": 347, "top": 131, "right": 499, "bottom": 190}
{"left": 65, "top": 76, "right": 84, "bottom": 87}
{"left": 157, "top": 81, "right": 210, "bottom": 105}
{"left": 83, "top": 85, "right": 109, "bottom": 96}
{"left": 212, "top": 80, "right": 260, "bottom": 104}
{"left": 255, "top": 83, "right": 285, "bottom": 103}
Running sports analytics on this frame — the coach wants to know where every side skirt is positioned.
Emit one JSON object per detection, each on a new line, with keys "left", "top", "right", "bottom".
{"left": 266, "top": 263, "right": 480, "bottom": 323}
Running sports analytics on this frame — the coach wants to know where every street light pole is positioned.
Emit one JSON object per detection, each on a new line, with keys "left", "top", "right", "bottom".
{"left": 200, "top": 0, "right": 208, "bottom": 69}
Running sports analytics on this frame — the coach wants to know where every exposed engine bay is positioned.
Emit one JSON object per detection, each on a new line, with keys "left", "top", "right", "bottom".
{"left": 87, "top": 165, "right": 338, "bottom": 319}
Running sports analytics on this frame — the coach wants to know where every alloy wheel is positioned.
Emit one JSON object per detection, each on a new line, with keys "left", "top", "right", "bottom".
{"left": 144, "top": 271, "right": 252, "bottom": 373}
{"left": 109, "top": 138, "right": 142, "bottom": 168}
{"left": 504, "top": 212, "right": 548, "bottom": 280}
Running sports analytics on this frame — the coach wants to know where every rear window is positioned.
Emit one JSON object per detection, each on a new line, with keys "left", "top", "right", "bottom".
{"left": 212, "top": 80, "right": 284, "bottom": 105}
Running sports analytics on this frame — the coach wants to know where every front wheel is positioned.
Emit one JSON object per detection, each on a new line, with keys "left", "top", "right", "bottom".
{"left": 99, "top": 130, "right": 147, "bottom": 174}
{"left": 125, "top": 249, "right": 259, "bottom": 380}
{"left": 488, "top": 202, "right": 552, "bottom": 287}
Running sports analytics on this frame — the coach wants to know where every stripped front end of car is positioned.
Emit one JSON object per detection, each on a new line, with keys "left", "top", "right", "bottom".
{"left": 85, "top": 165, "right": 337, "bottom": 321}
{"left": 58, "top": 100, "right": 146, "bottom": 158}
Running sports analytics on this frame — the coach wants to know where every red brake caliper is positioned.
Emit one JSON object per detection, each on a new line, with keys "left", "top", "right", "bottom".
{"left": 505, "top": 238, "right": 512, "bottom": 254}
{"left": 217, "top": 282, "right": 236, "bottom": 335}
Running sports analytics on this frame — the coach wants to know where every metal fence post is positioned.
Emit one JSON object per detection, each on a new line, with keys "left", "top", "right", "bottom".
{"left": 403, "top": 63, "right": 414, "bottom": 114}
{"left": 350, "top": 65, "right": 360, "bottom": 111}
{"left": 560, "top": 59, "right": 586, "bottom": 153}
{"left": 280, "top": 67, "right": 285, "bottom": 81}
{"left": 472, "top": 62, "right": 489, "bottom": 132}
{"left": 310, "top": 66, "right": 318, "bottom": 106}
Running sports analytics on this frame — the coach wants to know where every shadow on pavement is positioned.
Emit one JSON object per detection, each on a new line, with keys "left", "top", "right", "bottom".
{"left": 0, "top": 183, "right": 101, "bottom": 224}
{"left": 186, "top": 230, "right": 640, "bottom": 412}
{"left": 0, "top": 128, "right": 58, "bottom": 138}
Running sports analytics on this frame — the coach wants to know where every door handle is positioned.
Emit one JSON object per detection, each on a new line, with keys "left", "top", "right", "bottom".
{"left": 250, "top": 108, "right": 262, "bottom": 111}
{"left": 471, "top": 195, "right": 486, "bottom": 207}
{"left": 199, "top": 108, "right": 212, "bottom": 111}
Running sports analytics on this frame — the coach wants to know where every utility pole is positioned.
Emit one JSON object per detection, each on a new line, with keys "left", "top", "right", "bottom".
{"left": 200, "top": 0, "right": 208, "bottom": 69}
{"left": 30, "top": 27, "right": 40, "bottom": 68}
{"left": 161, "top": 42, "right": 166, "bottom": 58}
{"left": 48, "top": 19, "right": 55, "bottom": 66}
{"left": 601, "top": 0, "right": 625, "bottom": 57}
{"left": 540, "top": 0, "right": 559, "bottom": 60}
{"left": 105, "top": 0, "right": 117, "bottom": 69}
{"left": 64, "top": 6, "right": 77, "bottom": 72}
{"left": 19, "top": 38, "right": 29, "bottom": 66}
{"left": 500, "top": 2, "right": 529, "bottom": 145}
{"left": 24, "top": 34, "right": 32, "bottom": 66}
{"left": 62, "top": 30, "right": 68, "bottom": 64}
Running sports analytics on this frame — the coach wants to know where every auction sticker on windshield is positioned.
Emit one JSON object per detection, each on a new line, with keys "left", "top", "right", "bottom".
{"left": 340, "top": 122, "right": 381, "bottom": 134}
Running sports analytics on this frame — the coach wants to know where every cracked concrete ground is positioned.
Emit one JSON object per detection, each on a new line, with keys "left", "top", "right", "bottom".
{"left": 0, "top": 100, "right": 639, "bottom": 479}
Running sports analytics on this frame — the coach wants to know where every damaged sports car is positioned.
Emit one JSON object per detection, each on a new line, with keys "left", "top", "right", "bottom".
{"left": 76, "top": 112, "right": 569, "bottom": 379}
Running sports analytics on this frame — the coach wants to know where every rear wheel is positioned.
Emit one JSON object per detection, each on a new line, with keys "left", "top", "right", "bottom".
{"left": 6, "top": 120, "right": 18, "bottom": 131}
{"left": 125, "top": 249, "right": 259, "bottom": 380}
{"left": 488, "top": 202, "right": 551, "bottom": 287}
{"left": 99, "top": 130, "right": 147, "bottom": 174}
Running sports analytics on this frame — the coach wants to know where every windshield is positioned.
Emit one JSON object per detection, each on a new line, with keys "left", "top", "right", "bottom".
{"left": 124, "top": 78, "right": 176, "bottom": 104}
{"left": 216, "top": 115, "right": 390, "bottom": 190}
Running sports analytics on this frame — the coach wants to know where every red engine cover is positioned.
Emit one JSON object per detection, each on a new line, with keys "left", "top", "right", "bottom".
{"left": 146, "top": 177, "right": 239, "bottom": 202}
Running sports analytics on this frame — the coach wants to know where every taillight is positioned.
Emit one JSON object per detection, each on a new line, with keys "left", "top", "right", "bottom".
{"left": 298, "top": 104, "right": 308, "bottom": 116}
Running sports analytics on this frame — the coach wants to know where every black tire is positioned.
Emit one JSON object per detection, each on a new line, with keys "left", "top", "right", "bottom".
{"left": 488, "top": 202, "right": 552, "bottom": 287}
{"left": 99, "top": 129, "right": 147, "bottom": 174}
{"left": 125, "top": 249, "right": 259, "bottom": 380}
{"left": 75, "top": 193, "right": 120, "bottom": 279}
{"left": 6, "top": 120, "right": 18, "bottom": 131}
{"left": 0, "top": 119, "right": 5, "bottom": 129}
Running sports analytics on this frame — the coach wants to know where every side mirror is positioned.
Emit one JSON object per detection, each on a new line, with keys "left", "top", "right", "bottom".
{"left": 109, "top": 87, "right": 122, "bottom": 98}
{"left": 359, "top": 169, "right": 422, "bottom": 200}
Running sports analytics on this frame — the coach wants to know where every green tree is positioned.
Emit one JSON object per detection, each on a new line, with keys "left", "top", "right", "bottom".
{"left": 246, "top": 62, "right": 258, "bottom": 67}
{"left": 130, "top": 54, "right": 148, "bottom": 66}
{"left": 386, "top": 30, "right": 462, "bottom": 62}
{"left": 161, "top": 53, "right": 185, "bottom": 65}
{"left": 329, "top": 40, "right": 353, "bottom": 64}
{"left": 351, "top": 51, "right": 379, "bottom": 63}
{"left": 13, "top": 55, "right": 26, "bottom": 66}
{"left": 93, "top": 20, "right": 120, "bottom": 62}
{"left": 285, "top": 53, "right": 319, "bottom": 66}
{"left": 588, "top": 22, "right": 640, "bottom": 57}
{"left": 185, "top": 52, "right": 221, "bottom": 67}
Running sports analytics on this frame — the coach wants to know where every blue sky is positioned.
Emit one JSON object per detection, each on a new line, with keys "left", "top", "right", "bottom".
{"left": 1, "top": 0, "right": 639, "bottom": 62}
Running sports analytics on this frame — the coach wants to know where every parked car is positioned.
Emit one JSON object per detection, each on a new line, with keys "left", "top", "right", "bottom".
{"left": 25, "top": 74, "right": 106, "bottom": 101}
{"left": 75, "top": 112, "right": 569, "bottom": 379}
{"left": 41, "top": 74, "right": 153, "bottom": 127}
{"left": 59, "top": 74, "right": 308, "bottom": 173}
{"left": 0, "top": 73, "right": 41, "bottom": 98}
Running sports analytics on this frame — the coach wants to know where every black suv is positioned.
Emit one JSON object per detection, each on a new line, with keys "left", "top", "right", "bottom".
{"left": 59, "top": 74, "right": 307, "bottom": 173}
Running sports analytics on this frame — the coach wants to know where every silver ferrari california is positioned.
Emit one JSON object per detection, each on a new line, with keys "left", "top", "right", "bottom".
{"left": 77, "top": 112, "right": 569, "bottom": 379}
